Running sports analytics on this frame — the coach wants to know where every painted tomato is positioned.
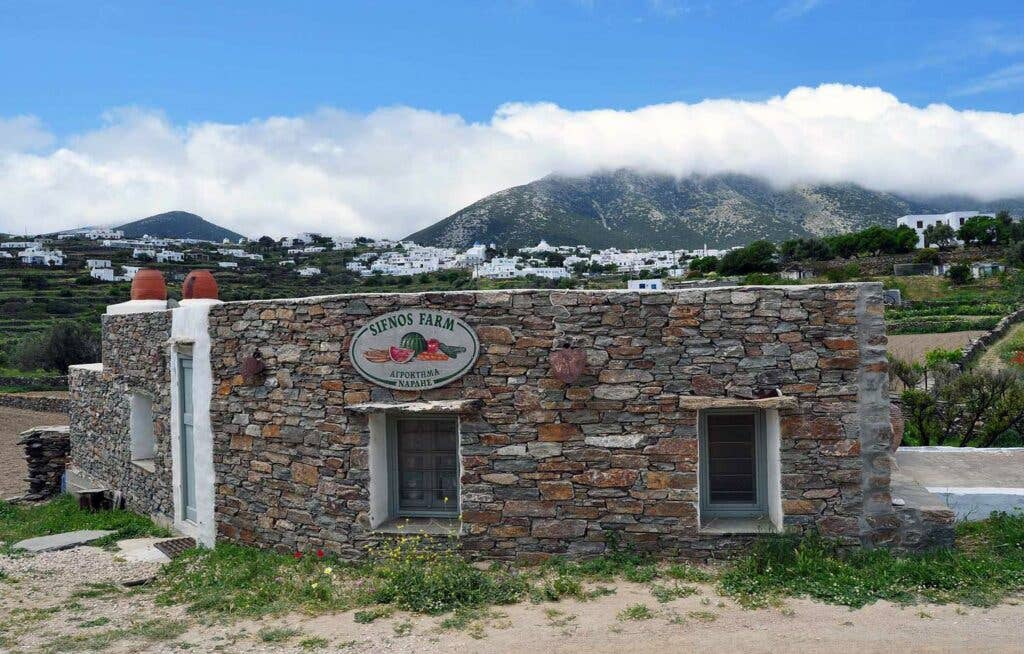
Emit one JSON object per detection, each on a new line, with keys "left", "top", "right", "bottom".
{"left": 426, "top": 338, "right": 441, "bottom": 353}
{"left": 389, "top": 346, "right": 415, "bottom": 363}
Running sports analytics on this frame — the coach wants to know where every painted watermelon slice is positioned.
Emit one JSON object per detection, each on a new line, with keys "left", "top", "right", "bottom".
{"left": 389, "top": 346, "right": 415, "bottom": 363}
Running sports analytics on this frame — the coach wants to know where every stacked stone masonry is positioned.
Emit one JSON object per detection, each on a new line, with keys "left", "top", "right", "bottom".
{"left": 68, "top": 311, "right": 174, "bottom": 518}
{"left": 69, "top": 285, "right": 897, "bottom": 561}
{"left": 17, "top": 426, "right": 70, "bottom": 500}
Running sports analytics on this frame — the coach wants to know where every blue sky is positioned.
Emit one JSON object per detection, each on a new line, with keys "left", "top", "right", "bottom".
{"left": 0, "top": 1, "right": 1021, "bottom": 237}
{"left": 1, "top": 0, "right": 1022, "bottom": 135}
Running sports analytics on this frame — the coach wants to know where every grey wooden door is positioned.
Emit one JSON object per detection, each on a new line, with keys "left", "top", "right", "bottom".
{"left": 395, "top": 418, "right": 457, "bottom": 515}
{"left": 179, "top": 356, "right": 197, "bottom": 522}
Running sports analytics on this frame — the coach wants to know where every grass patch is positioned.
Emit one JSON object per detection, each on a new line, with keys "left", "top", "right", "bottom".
{"left": 650, "top": 582, "right": 699, "bottom": 603}
{"left": 258, "top": 627, "right": 300, "bottom": 642}
{"left": 38, "top": 618, "right": 187, "bottom": 653}
{"left": 300, "top": 635, "right": 330, "bottom": 649}
{"left": 0, "top": 495, "right": 168, "bottom": 549}
{"left": 157, "top": 543, "right": 351, "bottom": 617}
{"left": 617, "top": 603, "right": 654, "bottom": 621}
{"left": 719, "top": 511, "right": 1024, "bottom": 608}
{"left": 353, "top": 606, "right": 393, "bottom": 624}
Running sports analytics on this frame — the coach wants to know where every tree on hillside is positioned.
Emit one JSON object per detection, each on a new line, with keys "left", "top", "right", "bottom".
{"left": 688, "top": 256, "right": 719, "bottom": 274}
{"left": 718, "top": 240, "right": 777, "bottom": 275}
{"left": 902, "top": 368, "right": 1024, "bottom": 447}
{"left": 958, "top": 216, "right": 999, "bottom": 246}
{"left": 923, "top": 223, "right": 956, "bottom": 249}
{"left": 779, "top": 237, "right": 833, "bottom": 262}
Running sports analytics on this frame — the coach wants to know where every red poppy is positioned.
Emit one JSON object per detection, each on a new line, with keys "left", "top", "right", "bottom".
{"left": 1012, "top": 351, "right": 1024, "bottom": 366}
{"left": 294, "top": 551, "right": 302, "bottom": 560}
{"left": 317, "top": 549, "right": 325, "bottom": 559}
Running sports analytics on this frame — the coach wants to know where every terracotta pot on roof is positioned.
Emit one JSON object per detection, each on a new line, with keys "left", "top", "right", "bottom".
{"left": 182, "top": 269, "right": 218, "bottom": 300}
{"left": 130, "top": 268, "right": 167, "bottom": 301}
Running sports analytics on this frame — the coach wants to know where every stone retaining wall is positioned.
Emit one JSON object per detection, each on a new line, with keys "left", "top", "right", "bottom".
{"left": 205, "top": 285, "right": 893, "bottom": 560}
{"left": 960, "top": 306, "right": 1024, "bottom": 367}
{"left": 16, "top": 426, "right": 70, "bottom": 500}
{"left": 0, "top": 375, "right": 68, "bottom": 391}
{"left": 0, "top": 394, "right": 69, "bottom": 413}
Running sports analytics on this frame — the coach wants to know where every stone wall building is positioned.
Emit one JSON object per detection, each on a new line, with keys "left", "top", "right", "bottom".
{"left": 69, "top": 284, "right": 906, "bottom": 560}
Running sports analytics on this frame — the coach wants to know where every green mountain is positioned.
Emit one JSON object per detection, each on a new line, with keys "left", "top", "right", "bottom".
{"left": 407, "top": 170, "right": 1024, "bottom": 249}
{"left": 118, "top": 211, "right": 245, "bottom": 242}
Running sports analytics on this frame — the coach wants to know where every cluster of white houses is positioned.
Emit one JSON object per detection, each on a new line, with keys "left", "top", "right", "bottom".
{"left": 2, "top": 211, "right": 1007, "bottom": 285}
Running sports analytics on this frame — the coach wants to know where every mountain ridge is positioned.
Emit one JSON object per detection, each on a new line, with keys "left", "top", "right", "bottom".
{"left": 117, "top": 211, "right": 245, "bottom": 242}
{"left": 407, "top": 170, "right": 1024, "bottom": 249}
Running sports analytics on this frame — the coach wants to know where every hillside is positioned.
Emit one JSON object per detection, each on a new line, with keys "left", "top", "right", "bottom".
{"left": 407, "top": 170, "right": 1024, "bottom": 249}
{"left": 117, "top": 211, "right": 245, "bottom": 242}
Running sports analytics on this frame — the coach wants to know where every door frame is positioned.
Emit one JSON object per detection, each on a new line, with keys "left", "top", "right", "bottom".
{"left": 177, "top": 353, "right": 197, "bottom": 523}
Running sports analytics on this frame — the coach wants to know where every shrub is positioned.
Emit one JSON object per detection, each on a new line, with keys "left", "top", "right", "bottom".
{"left": 948, "top": 263, "right": 971, "bottom": 285}
{"left": 16, "top": 320, "right": 100, "bottom": 373}
{"left": 913, "top": 249, "right": 941, "bottom": 265}
{"left": 358, "top": 535, "right": 527, "bottom": 614}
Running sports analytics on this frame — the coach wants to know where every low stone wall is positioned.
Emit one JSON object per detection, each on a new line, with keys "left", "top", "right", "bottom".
{"left": 0, "top": 394, "right": 69, "bottom": 413}
{"left": 16, "top": 426, "right": 70, "bottom": 500}
{"left": 960, "top": 306, "right": 1024, "bottom": 367}
{"left": 0, "top": 375, "right": 67, "bottom": 391}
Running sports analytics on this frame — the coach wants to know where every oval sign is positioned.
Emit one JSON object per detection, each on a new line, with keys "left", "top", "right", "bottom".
{"left": 349, "top": 309, "right": 480, "bottom": 390}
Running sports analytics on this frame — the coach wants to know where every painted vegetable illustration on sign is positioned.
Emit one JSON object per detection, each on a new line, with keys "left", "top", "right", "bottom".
{"left": 364, "top": 331, "right": 468, "bottom": 364}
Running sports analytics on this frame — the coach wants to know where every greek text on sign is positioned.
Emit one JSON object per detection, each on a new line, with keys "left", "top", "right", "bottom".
{"left": 349, "top": 309, "right": 480, "bottom": 390}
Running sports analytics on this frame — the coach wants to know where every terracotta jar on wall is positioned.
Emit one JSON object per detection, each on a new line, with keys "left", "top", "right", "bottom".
{"left": 182, "top": 269, "right": 218, "bottom": 300}
{"left": 130, "top": 269, "right": 167, "bottom": 301}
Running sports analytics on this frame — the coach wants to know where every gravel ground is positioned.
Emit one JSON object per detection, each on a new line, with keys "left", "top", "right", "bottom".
{"left": 1, "top": 546, "right": 1023, "bottom": 653}
{"left": 0, "top": 405, "right": 68, "bottom": 498}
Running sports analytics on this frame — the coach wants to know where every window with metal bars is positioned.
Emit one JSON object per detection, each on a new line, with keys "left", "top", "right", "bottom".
{"left": 699, "top": 410, "right": 768, "bottom": 518}
{"left": 387, "top": 416, "right": 459, "bottom": 517}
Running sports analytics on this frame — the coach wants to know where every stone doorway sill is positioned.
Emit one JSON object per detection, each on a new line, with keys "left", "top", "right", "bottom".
{"left": 699, "top": 516, "right": 779, "bottom": 535}
{"left": 373, "top": 517, "right": 464, "bottom": 536}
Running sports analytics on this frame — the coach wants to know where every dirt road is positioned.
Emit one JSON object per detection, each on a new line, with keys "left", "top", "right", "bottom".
{"left": 1, "top": 546, "right": 1022, "bottom": 653}
{"left": 0, "top": 405, "right": 68, "bottom": 498}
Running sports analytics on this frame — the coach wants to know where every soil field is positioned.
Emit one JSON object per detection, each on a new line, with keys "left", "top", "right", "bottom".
{"left": 887, "top": 330, "right": 986, "bottom": 364}
{"left": 0, "top": 405, "right": 68, "bottom": 498}
{"left": 2, "top": 546, "right": 1023, "bottom": 654}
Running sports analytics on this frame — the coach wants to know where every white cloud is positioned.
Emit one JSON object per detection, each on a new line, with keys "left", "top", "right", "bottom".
{"left": 0, "top": 83, "right": 1022, "bottom": 239}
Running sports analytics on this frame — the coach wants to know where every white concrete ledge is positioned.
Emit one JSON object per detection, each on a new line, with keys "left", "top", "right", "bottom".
{"left": 679, "top": 395, "right": 798, "bottom": 410}
{"left": 345, "top": 399, "right": 482, "bottom": 414}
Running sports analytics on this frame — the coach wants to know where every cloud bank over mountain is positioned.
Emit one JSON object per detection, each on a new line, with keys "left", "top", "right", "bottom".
{"left": 0, "top": 84, "right": 1021, "bottom": 238}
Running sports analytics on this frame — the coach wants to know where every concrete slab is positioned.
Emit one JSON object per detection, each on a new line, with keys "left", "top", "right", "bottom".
{"left": 13, "top": 529, "right": 115, "bottom": 553}
{"left": 897, "top": 447, "right": 1024, "bottom": 520}
{"left": 897, "top": 447, "right": 1024, "bottom": 486}
{"left": 116, "top": 537, "right": 173, "bottom": 564}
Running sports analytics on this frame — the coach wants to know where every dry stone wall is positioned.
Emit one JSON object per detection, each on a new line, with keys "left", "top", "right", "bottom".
{"left": 16, "top": 426, "right": 70, "bottom": 500}
{"left": 67, "top": 311, "right": 174, "bottom": 519}
{"left": 207, "top": 285, "right": 893, "bottom": 561}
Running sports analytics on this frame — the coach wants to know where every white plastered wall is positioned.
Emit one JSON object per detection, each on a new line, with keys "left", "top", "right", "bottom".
{"left": 367, "top": 413, "right": 389, "bottom": 529}
{"left": 168, "top": 299, "right": 219, "bottom": 547}
{"left": 765, "top": 409, "right": 783, "bottom": 532}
